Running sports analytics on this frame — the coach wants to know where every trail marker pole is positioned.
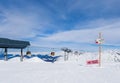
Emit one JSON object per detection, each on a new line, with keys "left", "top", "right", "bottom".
{"left": 95, "top": 32, "right": 104, "bottom": 67}
{"left": 98, "top": 32, "right": 102, "bottom": 67}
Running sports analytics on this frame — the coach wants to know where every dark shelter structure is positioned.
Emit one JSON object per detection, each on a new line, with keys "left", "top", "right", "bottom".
{"left": 0, "top": 38, "right": 30, "bottom": 61}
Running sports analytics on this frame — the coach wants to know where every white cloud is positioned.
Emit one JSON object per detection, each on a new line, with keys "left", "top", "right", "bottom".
{"left": 0, "top": 6, "right": 53, "bottom": 40}
{"left": 38, "top": 19, "right": 120, "bottom": 46}
{"left": 0, "top": 14, "right": 35, "bottom": 39}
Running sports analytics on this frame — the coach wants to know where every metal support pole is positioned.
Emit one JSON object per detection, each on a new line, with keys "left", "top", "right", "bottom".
{"left": 66, "top": 53, "right": 69, "bottom": 61}
{"left": 20, "top": 49, "right": 23, "bottom": 62}
{"left": 4, "top": 48, "right": 8, "bottom": 61}
{"left": 64, "top": 52, "right": 66, "bottom": 61}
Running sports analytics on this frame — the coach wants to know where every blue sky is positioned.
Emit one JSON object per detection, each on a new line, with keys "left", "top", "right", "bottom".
{"left": 0, "top": 0, "right": 120, "bottom": 51}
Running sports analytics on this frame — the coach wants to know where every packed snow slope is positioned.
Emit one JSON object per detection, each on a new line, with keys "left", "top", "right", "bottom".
{"left": 0, "top": 50, "right": 120, "bottom": 83}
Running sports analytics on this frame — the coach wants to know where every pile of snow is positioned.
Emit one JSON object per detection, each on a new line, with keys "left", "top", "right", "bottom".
{"left": 55, "top": 50, "right": 120, "bottom": 67}
{"left": 24, "top": 57, "right": 45, "bottom": 63}
{"left": 0, "top": 50, "right": 120, "bottom": 65}
{"left": 5, "top": 50, "right": 120, "bottom": 65}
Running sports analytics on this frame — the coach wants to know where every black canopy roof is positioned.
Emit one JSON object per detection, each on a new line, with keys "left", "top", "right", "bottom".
{"left": 0, "top": 38, "right": 30, "bottom": 49}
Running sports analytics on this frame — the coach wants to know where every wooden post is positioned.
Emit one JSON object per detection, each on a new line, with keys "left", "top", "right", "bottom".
{"left": 4, "top": 48, "right": 8, "bottom": 61}
{"left": 20, "top": 49, "right": 23, "bottom": 62}
{"left": 98, "top": 32, "right": 102, "bottom": 67}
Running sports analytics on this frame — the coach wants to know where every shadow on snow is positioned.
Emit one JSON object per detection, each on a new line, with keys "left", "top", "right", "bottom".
{"left": 37, "top": 54, "right": 61, "bottom": 63}
{"left": 0, "top": 54, "right": 61, "bottom": 63}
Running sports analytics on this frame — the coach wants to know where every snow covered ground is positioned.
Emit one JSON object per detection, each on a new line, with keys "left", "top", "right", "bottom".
{"left": 0, "top": 50, "right": 120, "bottom": 83}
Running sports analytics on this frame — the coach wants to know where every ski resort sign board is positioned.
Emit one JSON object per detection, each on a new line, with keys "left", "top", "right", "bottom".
{"left": 95, "top": 38, "right": 104, "bottom": 44}
{"left": 87, "top": 60, "right": 99, "bottom": 65}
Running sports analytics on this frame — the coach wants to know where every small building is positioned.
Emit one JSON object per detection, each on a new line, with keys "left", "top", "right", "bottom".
{"left": 0, "top": 38, "right": 30, "bottom": 61}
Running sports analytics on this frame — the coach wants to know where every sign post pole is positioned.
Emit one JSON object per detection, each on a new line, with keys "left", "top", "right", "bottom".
{"left": 95, "top": 32, "right": 103, "bottom": 67}
{"left": 98, "top": 32, "right": 102, "bottom": 67}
